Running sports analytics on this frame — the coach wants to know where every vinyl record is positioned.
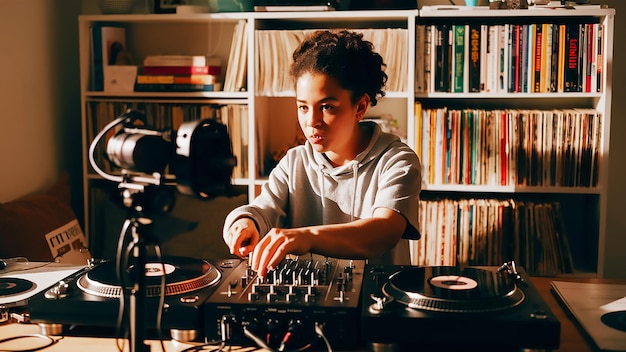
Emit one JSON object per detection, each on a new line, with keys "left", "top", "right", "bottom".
{"left": 382, "top": 266, "right": 525, "bottom": 313}
{"left": 0, "top": 277, "right": 35, "bottom": 296}
{"left": 77, "top": 256, "right": 221, "bottom": 298}
{"left": 86, "top": 256, "right": 213, "bottom": 287}
{"left": 601, "top": 311, "right": 626, "bottom": 332}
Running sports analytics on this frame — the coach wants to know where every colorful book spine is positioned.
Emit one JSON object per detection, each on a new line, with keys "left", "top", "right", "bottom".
{"left": 136, "top": 74, "right": 217, "bottom": 85}
{"left": 595, "top": 24, "right": 604, "bottom": 92}
{"left": 564, "top": 23, "right": 580, "bottom": 92}
{"left": 134, "top": 83, "right": 215, "bottom": 92}
{"left": 434, "top": 24, "right": 451, "bottom": 92}
{"left": 550, "top": 24, "right": 560, "bottom": 93}
{"left": 453, "top": 24, "right": 467, "bottom": 93}
{"left": 143, "top": 55, "right": 208, "bottom": 67}
{"left": 141, "top": 65, "right": 221, "bottom": 76}
{"left": 557, "top": 24, "right": 567, "bottom": 93}
{"left": 468, "top": 24, "right": 481, "bottom": 93}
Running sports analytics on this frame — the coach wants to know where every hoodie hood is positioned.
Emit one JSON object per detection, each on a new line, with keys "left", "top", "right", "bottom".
{"left": 310, "top": 121, "right": 398, "bottom": 179}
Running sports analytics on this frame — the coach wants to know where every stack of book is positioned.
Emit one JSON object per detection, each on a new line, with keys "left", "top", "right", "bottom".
{"left": 135, "top": 55, "right": 222, "bottom": 92}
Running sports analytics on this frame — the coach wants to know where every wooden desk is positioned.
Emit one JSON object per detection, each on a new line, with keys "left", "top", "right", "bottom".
{"left": 1, "top": 277, "right": 620, "bottom": 352}
{"left": 531, "top": 277, "right": 598, "bottom": 352}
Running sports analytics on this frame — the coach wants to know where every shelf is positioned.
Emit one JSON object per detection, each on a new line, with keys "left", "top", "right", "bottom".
{"left": 77, "top": 7, "right": 615, "bottom": 277}
{"left": 419, "top": 6, "right": 615, "bottom": 18}
{"left": 422, "top": 184, "right": 601, "bottom": 194}
{"left": 84, "top": 91, "right": 250, "bottom": 100}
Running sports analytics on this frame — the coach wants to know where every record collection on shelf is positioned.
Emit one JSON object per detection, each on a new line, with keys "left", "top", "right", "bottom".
{"left": 414, "top": 105, "right": 601, "bottom": 188}
{"left": 414, "top": 197, "right": 574, "bottom": 276}
{"left": 415, "top": 19, "right": 604, "bottom": 94}
{"left": 255, "top": 28, "right": 408, "bottom": 95}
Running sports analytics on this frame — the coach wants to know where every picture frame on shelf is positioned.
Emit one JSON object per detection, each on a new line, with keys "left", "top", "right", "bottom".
{"left": 154, "top": 0, "right": 189, "bottom": 13}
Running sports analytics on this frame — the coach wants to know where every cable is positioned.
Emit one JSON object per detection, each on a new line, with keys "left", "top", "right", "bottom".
{"left": 178, "top": 341, "right": 224, "bottom": 352}
{"left": 0, "top": 334, "right": 61, "bottom": 352}
{"left": 242, "top": 326, "right": 313, "bottom": 352}
{"left": 314, "top": 323, "right": 332, "bottom": 352}
{"left": 89, "top": 114, "right": 127, "bottom": 183}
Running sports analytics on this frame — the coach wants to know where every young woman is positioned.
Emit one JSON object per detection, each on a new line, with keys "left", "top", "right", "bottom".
{"left": 223, "top": 29, "right": 421, "bottom": 278}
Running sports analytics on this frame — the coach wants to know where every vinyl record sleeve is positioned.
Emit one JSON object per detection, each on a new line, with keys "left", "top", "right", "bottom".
{"left": 551, "top": 280, "right": 626, "bottom": 351}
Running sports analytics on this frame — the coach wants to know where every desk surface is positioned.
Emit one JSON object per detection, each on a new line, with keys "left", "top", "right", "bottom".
{"left": 1, "top": 277, "right": 621, "bottom": 352}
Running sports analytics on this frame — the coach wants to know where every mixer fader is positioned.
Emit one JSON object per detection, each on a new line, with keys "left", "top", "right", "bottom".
{"left": 204, "top": 255, "right": 365, "bottom": 350}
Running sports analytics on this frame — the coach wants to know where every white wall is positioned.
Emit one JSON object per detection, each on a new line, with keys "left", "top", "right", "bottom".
{"left": 0, "top": 0, "right": 82, "bottom": 210}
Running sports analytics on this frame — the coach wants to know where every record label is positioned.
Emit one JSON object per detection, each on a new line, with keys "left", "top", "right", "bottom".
{"left": 430, "top": 275, "right": 478, "bottom": 290}
{"left": 0, "top": 277, "right": 35, "bottom": 296}
{"left": 144, "top": 263, "right": 175, "bottom": 277}
{"left": 601, "top": 311, "right": 626, "bottom": 332}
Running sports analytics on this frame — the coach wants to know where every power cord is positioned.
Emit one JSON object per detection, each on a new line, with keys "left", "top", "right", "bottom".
{"left": 0, "top": 334, "right": 61, "bottom": 352}
{"left": 240, "top": 322, "right": 332, "bottom": 352}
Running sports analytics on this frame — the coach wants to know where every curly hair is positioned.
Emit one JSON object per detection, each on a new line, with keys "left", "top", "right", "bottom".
{"left": 289, "top": 29, "right": 387, "bottom": 107}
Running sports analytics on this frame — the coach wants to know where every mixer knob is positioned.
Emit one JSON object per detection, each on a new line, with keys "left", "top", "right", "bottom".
{"left": 285, "top": 285, "right": 298, "bottom": 303}
{"left": 304, "top": 293, "right": 316, "bottom": 303}
{"left": 248, "top": 292, "right": 259, "bottom": 301}
{"left": 227, "top": 280, "right": 238, "bottom": 297}
{"left": 267, "top": 284, "right": 278, "bottom": 302}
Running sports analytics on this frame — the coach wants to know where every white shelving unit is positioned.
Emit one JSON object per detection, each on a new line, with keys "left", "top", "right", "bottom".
{"left": 77, "top": 6, "right": 615, "bottom": 276}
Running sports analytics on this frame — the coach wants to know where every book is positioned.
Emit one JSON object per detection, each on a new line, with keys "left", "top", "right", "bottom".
{"left": 91, "top": 25, "right": 126, "bottom": 91}
{"left": 468, "top": 24, "right": 481, "bottom": 93}
{"left": 595, "top": 23, "right": 604, "bottom": 92}
{"left": 415, "top": 25, "right": 426, "bottom": 93}
{"left": 542, "top": 23, "right": 553, "bottom": 93}
{"left": 526, "top": 24, "right": 536, "bottom": 93}
{"left": 508, "top": 24, "right": 520, "bottom": 93}
{"left": 100, "top": 26, "right": 129, "bottom": 93}
{"left": 254, "top": 5, "right": 334, "bottom": 11}
{"left": 223, "top": 20, "right": 248, "bottom": 92}
{"left": 519, "top": 24, "right": 529, "bottom": 93}
{"left": 577, "top": 24, "right": 586, "bottom": 92}
{"left": 452, "top": 24, "right": 467, "bottom": 93}
{"left": 550, "top": 23, "right": 560, "bottom": 92}
{"left": 134, "top": 83, "right": 215, "bottom": 92}
{"left": 564, "top": 23, "right": 580, "bottom": 92}
{"left": 143, "top": 55, "right": 208, "bottom": 67}
{"left": 585, "top": 23, "right": 595, "bottom": 93}
{"left": 136, "top": 74, "right": 217, "bottom": 85}
{"left": 480, "top": 25, "right": 488, "bottom": 93}
{"left": 90, "top": 24, "right": 104, "bottom": 91}
{"left": 141, "top": 65, "right": 221, "bottom": 76}
{"left": 434, "top": 24, "right": 451, "bottom": 92}
{"left": 426, "top": 25, "right": 434, "bottom": 92}
{"left": 497, "top": 25, "right": 509, "bottom": 93}
{"left": 486, "top": 25, "right": 499, "bottom": 92}
{"left": 557, "top": 24, "right": 566, "bottom": 92}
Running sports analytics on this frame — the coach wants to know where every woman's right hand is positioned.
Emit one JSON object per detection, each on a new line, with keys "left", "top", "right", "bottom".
{"left": 224, "top": 218, "right": 259, "bottom": 257}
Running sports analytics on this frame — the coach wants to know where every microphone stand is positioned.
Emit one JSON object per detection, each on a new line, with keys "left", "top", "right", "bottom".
{"left": 118, "top": 180, "right": 163, "bottom": 352}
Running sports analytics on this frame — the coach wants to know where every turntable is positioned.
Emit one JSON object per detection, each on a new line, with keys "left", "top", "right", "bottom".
{"left": 361, "top": 264, "right": 560, "bottom": 351}
{"left": 28, "top": 256, "right": 242, "bottom": 341}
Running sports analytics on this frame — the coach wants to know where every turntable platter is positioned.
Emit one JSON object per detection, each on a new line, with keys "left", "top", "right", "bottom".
{"left": 77, "top": 256, "right": 221, "bottom": 298}
{"left": 382, "top": 266, "right": 525, "bottom": 313}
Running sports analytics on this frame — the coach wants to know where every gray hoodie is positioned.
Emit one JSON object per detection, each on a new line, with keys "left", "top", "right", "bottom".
{"left": 223, "top": 121, "right": 421, "bottom": 265}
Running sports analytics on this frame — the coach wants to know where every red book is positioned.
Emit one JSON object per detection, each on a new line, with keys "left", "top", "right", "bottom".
{"left": 141, "top": 65, "right": 221, "bottom": 76}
